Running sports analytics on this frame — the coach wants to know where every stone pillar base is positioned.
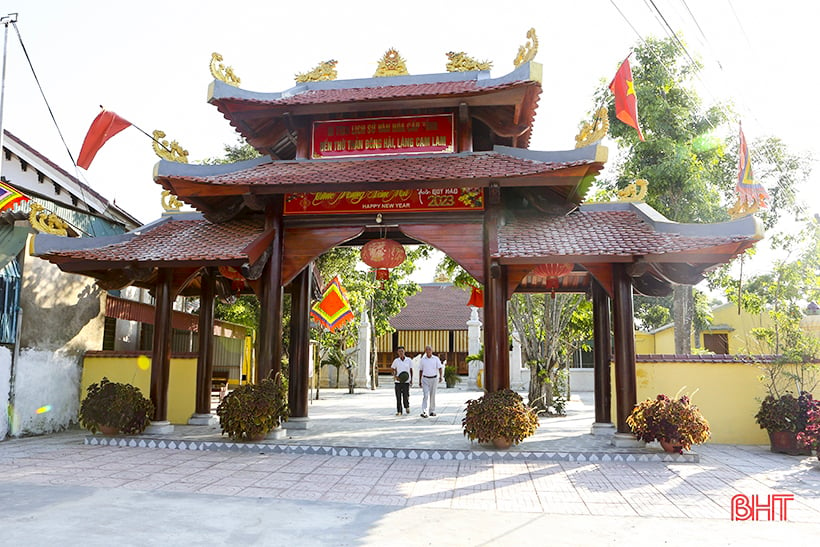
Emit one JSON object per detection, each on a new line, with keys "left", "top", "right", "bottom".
{"left": 283, "top": 417, "right": 310, "bottom": 430}
{"left": 188, "top": 413, "right": 218, "bottom": 426}
{"left": 590, "top": 422, "right": 616, "bottom": 437}
{"left": 266, "top": 426, "right": 287, "bottom": 440}
{"left": 611, "top": 432, "right": 644, "bottom": 448}
{"left": 144, "top": 420, "right": 174, "bottom": 435}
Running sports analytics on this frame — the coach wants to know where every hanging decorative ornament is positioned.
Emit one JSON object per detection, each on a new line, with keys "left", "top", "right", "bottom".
{"left": 218, "top": 266, "right": 246, "bottom": 293}
{"left": 532, "top": 263, "right": 573, "bottom": 298}
{"left": 361, "top": 238, "right": 406, "bottom": 288}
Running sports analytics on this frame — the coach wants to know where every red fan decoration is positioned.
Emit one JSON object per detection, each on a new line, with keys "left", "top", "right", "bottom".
{"left": 218, "top": 266, "right": 246, "bottom": 292}
{"left": 533, "top": 263, "right": 573, "bottom": 297}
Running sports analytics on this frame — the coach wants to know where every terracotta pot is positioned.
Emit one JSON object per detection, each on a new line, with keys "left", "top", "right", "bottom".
{"left": 659, "top": 439, "right": 683, "bottom": 453}
{"left": 98, "top": 425, "right": 119, "bottom": 436}
{"left": 768, "top": 430, "right": 812, "bottom": 456}
{"left": 492, "top": 437, "right": 513, "bottom": 449}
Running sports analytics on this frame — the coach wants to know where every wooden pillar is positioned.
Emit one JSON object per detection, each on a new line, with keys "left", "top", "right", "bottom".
{"left": 458, "top": 102, "right": 473, "bottom": 153}
{"left": 258, "top": 196, "right": 284, "bottom": 381}
{"left": 194, "top": 267, "right": 216, "bottom": 415}
{"left": 482, "top": 183, "right": 509, "bottom": 392}
{"left": 591, "top": 279, "right": 612, "bottom": 424}
{"left": 149, "top": 268, "right": 174, "bottom": 421}
{"left": 612, "top": 263, "right": 637, "bottom": 433}
{"left": 288, "top": 265, "right": 311, "bottom": 417}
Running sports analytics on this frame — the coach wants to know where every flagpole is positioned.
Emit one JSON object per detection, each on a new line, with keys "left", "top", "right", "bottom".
{"left": 0, "top": 13, "right": 19, "bottom": 181}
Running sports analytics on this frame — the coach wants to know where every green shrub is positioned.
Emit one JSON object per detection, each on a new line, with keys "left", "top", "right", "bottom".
{"left": 462, "top": 389, "right": 539, "bottom": 445}
{"left": 216, "top": 373, "right": 289, "bottom": 441}
{"left": 79, "top": 378, "right": 154, "bottom": 435}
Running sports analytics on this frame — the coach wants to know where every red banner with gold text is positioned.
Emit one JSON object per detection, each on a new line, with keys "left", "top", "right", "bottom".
{"left": 285, "top": 188, "right": 483, "bottom": 215}
{"left": 312, "top": 114, "right": 454, "bottom": 158}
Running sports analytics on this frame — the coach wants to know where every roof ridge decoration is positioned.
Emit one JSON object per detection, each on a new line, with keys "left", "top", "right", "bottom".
{"left": 513, "top": 28, "right": 538, "bottom": 67}
{"left": 374, "top": 48, "right": 409, "bottom": 77}
{"left": 161, "top": 190, "right": 183, "bottom": 213}
{"left": 209, "top": 52, "right": 241, "bottom": 86}
{"left": 445, "top": 51, "right": 492, "bottom": 72}
{"left": 152, "top": 130, "right": 189, "bottom": 163}
{"left": 727, "top": 195, "right": 760, "bottom": 219}
{"left": 575, "top": 107, "right": 609, "bottom": 148}
{"left": 295, "top": 60, "right": 338, "bottom": 83}
{"left": 616, "top": 179, "right": 648, "bottom": 202}
{"left": 29, "top": 202, "right": 69, "bottom": 236}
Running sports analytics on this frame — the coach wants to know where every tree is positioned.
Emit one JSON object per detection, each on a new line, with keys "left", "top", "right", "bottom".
{"left": 509, "top": 293, "right": 592, "bottom": 414}
{"left": 595, "top": 36, "right": 808, "bottom": 352}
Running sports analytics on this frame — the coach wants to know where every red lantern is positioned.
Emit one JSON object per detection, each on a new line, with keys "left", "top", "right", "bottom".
{"left": 361, "top": 239, "right": 406, "bottom": 286}
{"left": 532, "top": 263, "right": 573, "bottom": 297}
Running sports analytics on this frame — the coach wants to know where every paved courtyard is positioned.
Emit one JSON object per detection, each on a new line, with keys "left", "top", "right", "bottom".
{"left": 1, "top": 383, "right": 818, "bottom": 544}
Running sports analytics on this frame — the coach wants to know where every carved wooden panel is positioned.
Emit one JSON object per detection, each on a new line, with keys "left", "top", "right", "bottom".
{"left": 399, "top": 223, "right": 484, "bottom": 283}
{"left": 282, "top": 226, "right": 364, "bottom": 285}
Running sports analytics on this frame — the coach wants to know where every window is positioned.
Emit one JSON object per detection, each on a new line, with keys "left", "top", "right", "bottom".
{"left": 703, "top": 333, "right": 729, "bottom": 355}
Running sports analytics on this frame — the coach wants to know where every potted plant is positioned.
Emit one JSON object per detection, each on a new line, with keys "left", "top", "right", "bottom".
{"left": 444, "top": 365, "right": 461, "bottom": 388}
{"left": 462, "top": 388, "right": 539, "bottom": 448}
{"left": 797, "top": 404, "right": 820, "bottom": 460}
{"left": 755, "top": 392, "right": 817, "bottom": 455}
{"left": 626, "top": 393, "right": 710, "bottom": 453}
{"left": 216, "top": 373, "right": 289, "bottom": 441}
{"left": 79, "top": 377, "right": 154, "bottom": 435}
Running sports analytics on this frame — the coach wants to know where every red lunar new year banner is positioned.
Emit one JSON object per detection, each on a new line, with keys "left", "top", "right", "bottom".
{"left": 312, "top": 114, "right": 454, "bottom": 158}
{"left": 285, "top": 188, "right": 484, "bottom": 215}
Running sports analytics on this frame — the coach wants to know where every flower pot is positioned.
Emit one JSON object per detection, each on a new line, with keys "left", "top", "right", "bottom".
{"left": 768, "top": 431, "right": 812, "bottom": 456}
{"left": 659, "top": 439, "right": 683, "bottom": 453}
{"left": 98, "top": 425, "right": 119, "bottom": 436}
{"left": 492, "top": 437, "right": 513, "bottom": 449}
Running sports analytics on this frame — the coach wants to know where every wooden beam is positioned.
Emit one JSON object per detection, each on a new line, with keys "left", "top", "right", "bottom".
{"left": 282, "top": 226, "right": 364, "bottom": 286}
{"left": 399, "top": 223, "right": 484, "bottom": 284}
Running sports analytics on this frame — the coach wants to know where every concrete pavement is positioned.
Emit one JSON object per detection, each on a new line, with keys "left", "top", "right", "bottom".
{"left": 0, "top": 383, "right": 818, "bottom": 545}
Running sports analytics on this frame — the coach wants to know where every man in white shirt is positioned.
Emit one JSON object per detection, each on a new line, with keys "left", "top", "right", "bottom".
{"left": 390, "top": 346, "right": 413, "bottom": 416}
{"left": 417, "top": 345, "right": 443, "bottom": 418}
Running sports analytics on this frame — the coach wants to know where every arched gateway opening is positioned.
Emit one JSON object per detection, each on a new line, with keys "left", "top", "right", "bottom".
{"left": 32, "top": 46, "right": 760, "bottom": 444}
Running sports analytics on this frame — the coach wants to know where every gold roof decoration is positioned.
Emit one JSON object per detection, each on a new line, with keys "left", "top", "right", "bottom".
{"left": 728, "top": 196, "right": 761, "bottom": 219}
{"left": 616, "top": 179, "right": 649, "bottom": 202}
{"left": 445, "top": 51, "right": 492, "bottom": 72}
{"left": 29, "top": 202, "right": 69, "bottom": 236}
{"left": 295, "top": 60, "right": 338, "bottom": 83}
{"left": 209, "top": 52, "right": 241, "bottom": 86}
{"left": 374, "top": 48, "right": 409, "bottom": 77}
{"left": 152, "top": 130, "right": 189, "bottom": 163}
{"left": 513, "top": 28, "right": 538, "bottom": 67}
{"left": 575, "top": 107, "right": 610, "bottom": 149}
{"left": 161, "top": 190, "right": 183, "bottom": 213}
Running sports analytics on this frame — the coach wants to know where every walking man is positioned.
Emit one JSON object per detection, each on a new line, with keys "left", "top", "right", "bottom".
{"left": 418, "top": 345, "right": 443, "bottom": 418}
{"left": 391, "top": 346, "right": 413, "bottom": 416}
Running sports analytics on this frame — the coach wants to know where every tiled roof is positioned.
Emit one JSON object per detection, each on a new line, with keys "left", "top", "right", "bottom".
{"left": 223, "top": 80, "right": 537, "bottom": 107}
{"left": 390, "top": 284, "right": 481, "bottom": 331}
{"left": 165, "top": 153, "right": 595, "bottom": 188}
{"left": 43, "top": 216, "right": 263, "bottom": 263}
{"left": 498, "top": 210, "right": 753, "bottom": 259}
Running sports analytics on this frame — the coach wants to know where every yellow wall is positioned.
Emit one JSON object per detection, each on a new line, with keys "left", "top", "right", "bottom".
{"left": 81, "top": 356, "right": 198, "bottom": 425}
{"left": 653, "top": 328, "right": 676, "bottom": 354}
{"left": 710, "top": 303, "right": 772, "bottom": 354}
{"left": 634, "top": 332, "right": 655, "bottom": 354}
{"left": 612, "top": 360, "right": 819, "bottom": 444}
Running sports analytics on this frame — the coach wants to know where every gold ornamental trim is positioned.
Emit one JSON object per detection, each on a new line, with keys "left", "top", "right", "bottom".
{"left": 295, "top": 60, "right": 338, "bottom": 83}
{"left": 374, "top": 48, "right": 409, "bottom": 77}
{"left": 575, "top": 107, "right": 610, "bottom": 148}
{"left": 616, "top": 179, "right": 648, "bottom": 202}
{"left": 161, "top": 190, "right": 183, "bottom": 213}
{"left": 209, "top": 52, "right": 241, "bottom": 86}
{"left": 728, "top": 196, "right": 761, "bottom": 219}
{"left": 29, "top": 202, "right": 69, "bottom": 236}
{"left": 513, "top": 28, "right": 538, "bottom": 67}
{"left": 445, "top": 51, "right": 492, "bottom": 72}
{"left": 152, "top": 130, "right": 189, "bottom": 163}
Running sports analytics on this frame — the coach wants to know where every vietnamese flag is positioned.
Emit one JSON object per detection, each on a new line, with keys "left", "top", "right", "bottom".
{"left": 609, "top": 56, "right": 645, "bottom": 141}
{"left": 77, "top": 110, "right": 132, "bottom": 169}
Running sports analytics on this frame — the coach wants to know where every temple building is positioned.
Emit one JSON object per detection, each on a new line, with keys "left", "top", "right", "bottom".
{"left": 33, "top": 38, "right": 761, "bottom": 441}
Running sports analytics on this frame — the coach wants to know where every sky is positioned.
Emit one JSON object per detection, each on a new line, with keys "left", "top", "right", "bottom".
{"left": 1, "top": 0, "right": 818, "bottom": 280}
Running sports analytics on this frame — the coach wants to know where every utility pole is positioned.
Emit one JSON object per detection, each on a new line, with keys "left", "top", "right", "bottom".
{"left": 0, "top": 13, "right": 18, "bottom": 181}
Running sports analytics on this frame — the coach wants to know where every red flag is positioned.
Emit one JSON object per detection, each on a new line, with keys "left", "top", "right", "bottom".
{"left": 467, "top": 286, "right": 484, "bottom": 308}
{"left": 609, "top": 57, "right": 645, "bottom": 141}
{"left": 77, "top": 110, "right": 132, "bottom": 169}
